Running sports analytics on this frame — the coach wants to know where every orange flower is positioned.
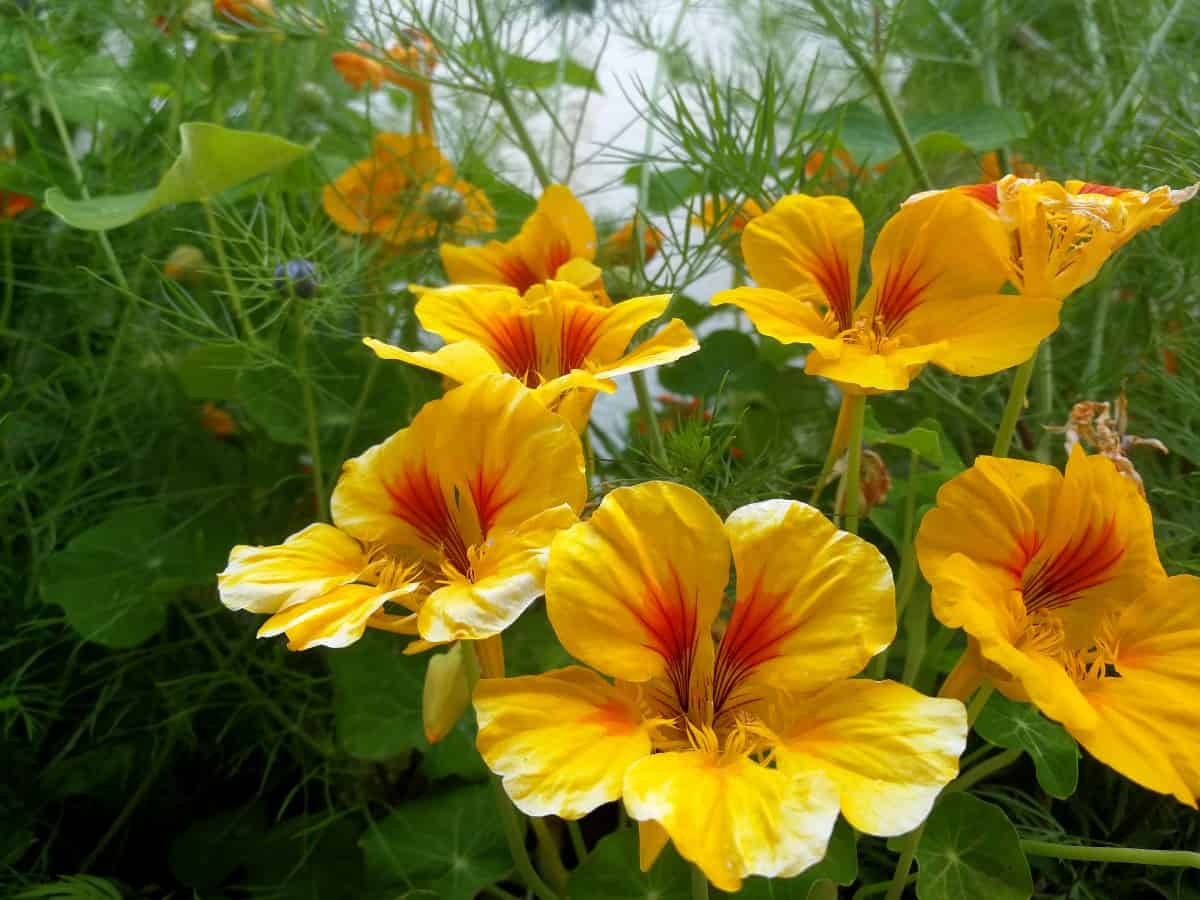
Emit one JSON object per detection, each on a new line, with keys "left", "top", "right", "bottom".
{"left": 1, "top": 191, "right": 34, "bottom": 219}
{"left": 978, "top": 150, "right": 1037, "bottom": 183}
{"left": 600, "top": 216, "right": 662, "bottom": 267}
{"left": 200, "top": 402, "right": 237, "bottom": 437}
{"left": 332, "top": 38, "right": 437, "bottom": 93}
{"left": 322, "top": 133, "right": 494, "bottom": 246}
{"left": 214, "top": 0, "right": 273, "bottom": 25}
{"left": 694, "top": 196, "right": 766, "bottom": 237}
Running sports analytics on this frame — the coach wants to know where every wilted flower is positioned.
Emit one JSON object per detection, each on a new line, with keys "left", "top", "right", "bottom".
{"left": 1046, "top": 388, "right": 1167, "bottom": 495}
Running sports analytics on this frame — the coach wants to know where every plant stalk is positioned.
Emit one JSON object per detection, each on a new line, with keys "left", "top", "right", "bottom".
{"left": 842, "top": 393, "right": 867, "bottom": 533}
{"left": 293, "top": 302, "right": 329, "bottom": 521}
{"left": 810, "top": 0, "right": 932, "bottom": 191}
{"left": 633, "top": 371, "right": 666, "bottom": 462}
{"left": 1020, "top": 840, "right": 1200, "bottom": 870}
{"left": 492, "top": 778, "right": 562, "bottom": 900}
{"left": 948, "top": 747, "right": 1022, "bottom": 793}
{"left": 992, "top": 351, "right": 1038, "bottom": 457}
{"left": 691, "top": 864, "right": 709, "bottom": 899}
{"left": 884, "top": 827, "right": 921, "bottom": 900}
{"left": 203, "top": 201, "right": 255, "bottom": 340}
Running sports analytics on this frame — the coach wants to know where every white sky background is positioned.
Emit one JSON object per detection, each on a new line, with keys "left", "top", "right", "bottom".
{"left": 362, "top": 1, "right": 838, "bottom": 432}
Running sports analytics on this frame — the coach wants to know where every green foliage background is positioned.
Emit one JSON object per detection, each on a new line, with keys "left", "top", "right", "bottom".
{"left": 2, "top": 0, "right": 1199, "bottom": 897}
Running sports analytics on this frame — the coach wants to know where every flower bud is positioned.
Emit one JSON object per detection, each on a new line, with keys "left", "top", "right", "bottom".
{"left": 423, "top": 185, "right": 467, "bottom": 225}
{"left": 274, "top": 259, "right": 319, "bottom": 298}
{"left": 422, "top": 642, "right": 470, "bottom": 744}
{"left": 164, "top": 244, "right": 208, "bottom": 282}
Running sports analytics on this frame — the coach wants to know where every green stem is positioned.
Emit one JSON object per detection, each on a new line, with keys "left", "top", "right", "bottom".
{"left": 691, "top": 864, "right": 709, "bottom": 899}
{"left": 949, "top": 747, "right": 1022, "bottom": 793}
{"left": 530, "top": 818, "right": 570, "bottom": 894}
{"left": 1034, "top": 340, "right": 1055, "bottom": 463}
{"left": 1020, "top": 840, "right": 1200, "bottom": 870}
{"left": 966, "top": 682, "right": 994, "bottom": 726}
{"left": 855, "top": 875, "right": 916, "bottom": 899}
{"left": 871, "top": 448, "right": 922, "bottom": 678}
{"left": 491, "top": 778, "right": 561, "bottom": 900}
{"left": 567, "top": 820, "right": 588, "bottom": 862}
{"left": 204, "top": 201, "right": 255, "bottom": 340}
{"left": 979, "top": 0, "right": 1008, "bottom": 173}
{"left": 992, "top": 351, "right": 1038, "bottom": 457}
{"left": 884, "top": 826, "right": 921, "bottom": 900}
{"left": 473, "top": 0, "right": 552, "bottom": 189}
{"left": 842, "top": 393, "right": 867, "bottom": 534}
{"left": 23, "top": 26, "right": 137, "bottom": 511}
{"left": 1083, "top": 284, "right": 1112, "bottom": 386}
{"left": 633, "top": 371, "right": 666, "bottom": 462}
{"left": 908, "top": 625, "right": 954, "bottom": 692}
{"left": 810, "top": 0, "right": 932, "bottom": 191}
{"left": 1, "top": 222, "right": 13, "bottom": 333}
{"left": 293, "top": 305, "right": 328, "bottom": 521}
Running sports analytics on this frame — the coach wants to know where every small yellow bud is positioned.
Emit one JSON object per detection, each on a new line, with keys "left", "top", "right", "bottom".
{"left": 421, "top": 642, "right": 470, "bottom": 744}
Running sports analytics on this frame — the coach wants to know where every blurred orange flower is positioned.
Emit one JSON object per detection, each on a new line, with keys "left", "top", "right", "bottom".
{"left": 322, "top": 133, "right": 494, "bottom": 246}
{"left": 694, "top": 196, "right": 766, "bottom": 237}
{"left": 332, "top": 36, "right": 437, "bottom": 93}
{"left": 214, "top": 0, "right": 273, "bottom": 25}
{"left": 200, "top": 402, "right": 238, "bottom": 437}
{"left": 1, "top": 191, "right": 34, "bottom": 219}
{"left": 978, "top": 150, "right": 1037, "bottom": 182}
{"left": 600, "top": 215, "right": 662, "bottom": 267}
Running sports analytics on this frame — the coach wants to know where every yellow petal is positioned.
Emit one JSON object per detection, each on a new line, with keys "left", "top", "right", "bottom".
{"left": 715, "top": 500, "right": 894, "bottom": 704}
{"left": 740, "top": 195, "right": 863, "bottom": 329}
{"left": 572, "top": 289, "right": 672, "bottom": 363}
{"left": 590, "top": 318, "right": 700, "bottom": 379}
{"left": 474, "top": 666, "right": 652, "bottom": 819}
{"left": 711, "top": 286, "right": 842, "bottom": 355}
{"left": 258, "top": 581, "right": 421, "bottom": 651}
{"left": 218, "top": 523, "right": 367, "bottom": 614}
{"left": 638, "top": 820, "right": 670, "bottom": 872}
{"left": 899, "top": 293, "right": 1061, "bottom": 376}
{"left": 545, "top": 481, "right": 729, "bottom": 684}
{"left": 362, "top": 337, "right": 501, "bottom": 385}
{"left": 860, "top": 190, "right": 1009, "bottom": 331}
{"left": 622, "top": 749, "right": 839, "bottom": 892}
{"left": 774, "top": 679, "right": 966, "bottom": 836}
{"left": 803, "top": 340, "right": 934, "bottom": 394}
{"left": 418, "top": 505, "right": 579, "bottom": 642}
{"left": 423, "top": 642, "right": 471, "bottom": 743}
{"left": 331, "top": 374, "right": 586, "bottom": 569}
{"left": 1069, "top": 575, "right": 1200, "bottom": 806}
{"left": 440, "top": 240, "right": 524, "bottom": 287}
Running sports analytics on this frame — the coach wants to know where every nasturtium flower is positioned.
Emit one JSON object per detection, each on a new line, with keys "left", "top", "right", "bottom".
{"left": 218, "top": 374, "right": 586, "bottom": 649}
{"left": 363, "top": 279, "right": 699, "bottom": 430}
{"left": 475, "top": 481, "right": 967, "bottom": 891}
{"left": 916, "top": 447, "right": 1200, "bottom": 805}
{"left": 440, "top": 184, "right": 604, "bottom": 298}
{"left": 213, "top": 0, "right": 272, "bottom": 25}
{"left": 711, "top": 191, "right": 1060, "bottom": 393}
{"left": 693, "top": 196, "right": 766, "bottom": 238}
{"left": 913, "top": 175, "right": 1197, "bottom": 302}
{"left": 332, "top": 38, "right": 435, "bottom": 93}
{"left": 322, "top": 133, "right": 494, "bottom": 246}
{"left": 1, "top": 190, "right": 34, "bottom": 219}
{"left": 600, "top": 215, "right": 662, "bottom": 267}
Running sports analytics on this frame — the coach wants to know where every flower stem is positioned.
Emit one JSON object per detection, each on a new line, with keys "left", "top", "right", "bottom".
{"left": 691, "top": 864, "right": 709, "bottom": 899}
{"left": 842, "top": 393, "right": 867, "bottom": 534}
{"left": 966, "top": 681, "right": 994, "bottom": 726}
{"left": 871, "top": 448, "right": 921, "bottom": 678}
{"left": 473, "top": 0, "right": 552, "bottom": 189}
{"left": 491, "top": 778, "right": 561, "bottom": 900}
{"left": 293, "top": 303, "right": 328, "bottom": 521}
{"left": 567, "top": 820, "right": 588, "bottom": 862}
{"left": 992, "top": 351, "right": 1038, "bottom": 457}
{"left": 810, "top": 0, "right": 932, "bottom": 191}
{"left": 633, "top": 371, "right": 666, "bottom": 462}
{"left": 810, "top": 393, "right": 853, "bottom": 505}
{"left": 1035, "top": 340, "right": 1055, "bottom": 463}
{"left": 1020, "top": 840, "right": 1200, "bottom": 870}
{"left": 884, "top": 827, "right": 922, "bottom": 900}
{"left": 949, "top": 747, "right": 1022, "bottom": 793}
{"left": 203, "top": 201, "right": 255, "bottom": 340}
{"left": 531, "top": 818, "right": 570, "bottom": 894}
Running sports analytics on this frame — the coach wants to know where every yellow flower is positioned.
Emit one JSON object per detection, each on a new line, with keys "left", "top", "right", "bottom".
{"left": 711, "top": 192, "right": 1061, "bottom": 393}
{"left": 693, "top": 196, "right": 766, "bottom": 238}
{"left": 440, "top": 184, "right": 604, "bottom": 298}
{"left": 363, "top": 279, "right": 699, "bottom": 430}
{"left": 322, "top": 133, "right": 494, "bottom": 247}
{"left": 915, "top": 446, "right": 1200, "bottom": 805}
{"left": 911, "top": 175, "right": 1196, "bottom": 302}
{"left": 475, "top": 482, "right": 966, "bottom": 891}
{"left": 218, "top": 374, "right": 586, "bottom": 648}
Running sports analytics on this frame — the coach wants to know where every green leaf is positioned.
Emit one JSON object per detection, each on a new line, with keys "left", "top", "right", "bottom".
{"left": 461, "top": 43, "right": 602, "bottom": 93}
{"left": 245, "top": 814, "right": 365, "bottom": 900}
{"left": 570, "top": 827, "right": 691, "bottom": 900}
{"left": 51, "top": 55, "right": 151, "bottom": 132}
{"left": 15, "top": 876, "right": 124, "bottom": 900}
{"left": 503, "top": 600, "right": 572, "bottom": 677}
{"left": 658, "top": 330, "right": 761, "bottom": 397}
{"left": 40, "top": 507, "right": 199, "bottom": 648}
{"left": 325, "top": 631, "right": 427, "bottom": 761}
{"left": 45, "top": 122, "right": 310, "bottom": 230}
{"left": 975, "top": 692, "right": 1079, "bottom": 798}
{"left": 361, "top": 783, "right": 511, "bottom": 900}
{"left": 720, "top": 818, "right": 858, "bottom": 898}
{"left": 864, "top": 409, "right": 944, "bottom": 465}
{"left": 622, "top": 164, "right": 700, "bottom": 214}
{"left": 237, "top": 362, "right": 307, "bottom": 445}
{"left": 169, "top": 805, "right": 266, "bottom": 890}
{"left": 175, "top": 342, "right": 250, "bottom": 402}
{"left": 916, "top": 794, "right": 1033, "bottom": 900}
{"left": 810, "top": 103, "right": 1029, "bottom": 167}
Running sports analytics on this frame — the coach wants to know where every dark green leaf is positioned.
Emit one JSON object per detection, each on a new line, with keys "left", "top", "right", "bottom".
{"left": 916, "top": 793, "right": 1032, "bottom": 900}
{"left": 45, "top": 123, "right": 310, "bottom": 230}
{"left": 245, "top": 815, "right": 365, "bottom": 900}
{"left": 325, "top": 631, "right": 427, "bottom": 761}
{"left": 175, "top": 342, "right": 249, "bottom": 402}
{"left": 658, "top": 330, "right": 761, "bottom": 397}
{"left": 975, "top": 692, "right": 1079, "bottom": 798}
{"left": 169, "top": 805, "right": 266, "bottom": 889}
{"left": 40, "top": 507, "right": 199, "bottom": 647}
{"left": 570, "top": 827, "right": 690, "bottom": 900}
{"left": 361, "top": 783, "right": 511, "bottom": 900}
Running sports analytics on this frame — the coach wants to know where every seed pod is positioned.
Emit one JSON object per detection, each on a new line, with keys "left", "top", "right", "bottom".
{"left": 274, "top": 259, "right": 319, "bottom": 298}
{"left": 423, "top": 185, "right": 467, "bottom": 225}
